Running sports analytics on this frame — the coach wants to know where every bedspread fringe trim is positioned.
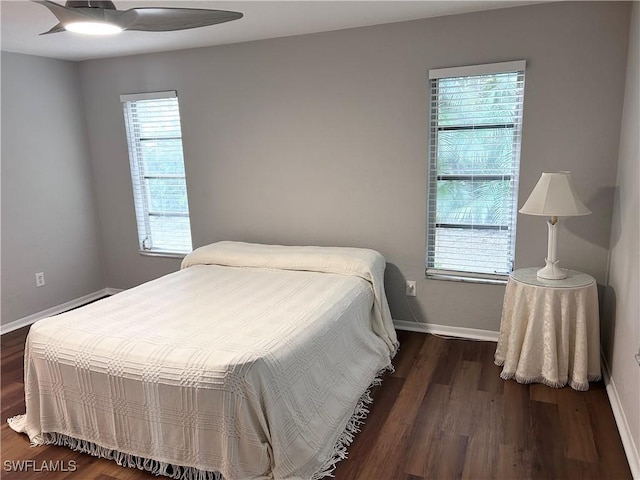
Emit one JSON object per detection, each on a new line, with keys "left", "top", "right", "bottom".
{"left": 21, "top": 429, "right": 223, "bottom": 480}
{"left": 311, "top": 362, "right": 395, "bottom": 480}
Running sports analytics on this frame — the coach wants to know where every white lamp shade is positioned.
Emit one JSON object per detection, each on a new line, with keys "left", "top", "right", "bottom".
{"left": 519, "top": 171, "right": 591, "bottom": 217}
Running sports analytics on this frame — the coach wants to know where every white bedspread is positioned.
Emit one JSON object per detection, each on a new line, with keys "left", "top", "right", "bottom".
{"left": 9, "top": 242, "right": 398, "bottom": 479}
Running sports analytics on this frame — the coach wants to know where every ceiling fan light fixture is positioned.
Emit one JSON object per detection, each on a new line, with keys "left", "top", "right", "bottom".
{"left": 64, "top": 21, "right": 122, "bottom": 35}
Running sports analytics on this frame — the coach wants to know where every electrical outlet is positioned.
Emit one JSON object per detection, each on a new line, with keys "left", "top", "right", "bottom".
{"left": 35, "top": 272, "right": 45, "bottom": 287}
{"left": 405, "top": 281, "right": 416, "bottom": 297}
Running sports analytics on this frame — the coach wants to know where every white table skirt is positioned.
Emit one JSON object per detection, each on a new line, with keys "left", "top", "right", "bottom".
{"left": 494, "top": 271, "right": 601, "bottom": 391}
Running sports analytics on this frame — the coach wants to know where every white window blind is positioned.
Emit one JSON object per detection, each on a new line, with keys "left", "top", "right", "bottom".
{"left": 426, "top": 61, "right": 526, "bottom": 282}
{"left": 121, "top": 91, "right": 193, "bottom": 255}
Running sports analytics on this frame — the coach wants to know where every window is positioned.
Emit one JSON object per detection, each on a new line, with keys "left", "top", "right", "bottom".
{"left": 121, "top": 91, "right": 193, "bottom": 256}
{"left": 426, "top": 61, "right": 526, "bottom": 282}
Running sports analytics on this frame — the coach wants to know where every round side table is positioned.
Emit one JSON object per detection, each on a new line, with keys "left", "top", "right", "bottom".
{"left": 494, "top": 267, "right": 601, "bottom": 391}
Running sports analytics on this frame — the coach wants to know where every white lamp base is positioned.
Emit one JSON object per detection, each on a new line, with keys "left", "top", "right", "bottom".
{"left": 535, "top": 218, "right": 568, "bottom": 280}
{"left": 537, "top": 259, "right": 568, "bottom": 280}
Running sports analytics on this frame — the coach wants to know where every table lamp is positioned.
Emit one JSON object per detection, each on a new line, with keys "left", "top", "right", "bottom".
{"left": 519, "top": 171, "right": 591, "bottom": 280}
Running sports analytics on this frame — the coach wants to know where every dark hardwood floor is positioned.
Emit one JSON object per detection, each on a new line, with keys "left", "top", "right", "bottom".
{"left": 1, "top": 327, "right": 632, "bottom": 479}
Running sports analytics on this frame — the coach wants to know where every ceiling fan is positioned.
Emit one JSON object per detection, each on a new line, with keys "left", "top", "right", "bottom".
{"left": 34, "top": 0, "right": 243, "bottom": 35}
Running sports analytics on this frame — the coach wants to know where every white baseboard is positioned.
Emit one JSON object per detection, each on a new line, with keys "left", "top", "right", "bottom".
{"left": 601, "top": 354, "right": 640, "bottom": 479}
{"left": 393, "top": 319, "right": 499, "bottom": 342}
{"left": 0, "top": 288, "right": 122, "bottom": 336}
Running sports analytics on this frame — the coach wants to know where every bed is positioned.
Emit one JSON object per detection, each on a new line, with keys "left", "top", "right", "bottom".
{"left": 8, "top": 241, "right": 399, "bottom": 479}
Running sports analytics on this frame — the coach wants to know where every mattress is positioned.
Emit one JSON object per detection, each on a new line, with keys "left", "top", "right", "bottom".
{"left": 9, "top": 242, "right": 398, "bottom": 479}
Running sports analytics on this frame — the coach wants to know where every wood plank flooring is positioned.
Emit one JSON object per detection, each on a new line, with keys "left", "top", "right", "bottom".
{"left": 1, "top": 327, "right": 632, "bottom": 479}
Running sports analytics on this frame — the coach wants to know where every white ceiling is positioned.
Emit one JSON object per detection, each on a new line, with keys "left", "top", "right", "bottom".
{"left": 1, "top": 0, "right": 542, "bottom": 62}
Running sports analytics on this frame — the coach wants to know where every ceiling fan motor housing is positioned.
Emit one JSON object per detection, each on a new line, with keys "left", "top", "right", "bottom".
{"left": 65, "top": 1, "right": 116, "bottom": 9}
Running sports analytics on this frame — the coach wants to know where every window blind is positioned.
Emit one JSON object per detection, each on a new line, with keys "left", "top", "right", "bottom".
{"left": 121, "top": 91, "right": 193, "bottom": 255}
{"left": 426, "top": 61, "right": 526, "bottom": 281}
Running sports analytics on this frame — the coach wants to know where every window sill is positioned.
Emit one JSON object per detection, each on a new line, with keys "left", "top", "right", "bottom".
{"left": 138, "top": 250, "right": 187, "bottom": 259}
{"left": 426, "top": 272, "right": 508, "bottom": 286}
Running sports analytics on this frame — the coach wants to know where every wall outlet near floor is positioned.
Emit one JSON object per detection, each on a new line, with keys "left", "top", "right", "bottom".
{"left": 35, "top": 272, "right": 46, "bottom": 287}
{"left": 405, "top": 280, "right": 416, "bottom": 297}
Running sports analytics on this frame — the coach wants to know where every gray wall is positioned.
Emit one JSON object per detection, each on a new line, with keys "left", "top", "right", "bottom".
{"left": 1, "top": 52, "right": 105, "bottom": 325}
{"left": 79, "top": 1, "right": 630, "bottom": 331}
{"left": 602, "top": 2, "right": 640, "bottom": 471}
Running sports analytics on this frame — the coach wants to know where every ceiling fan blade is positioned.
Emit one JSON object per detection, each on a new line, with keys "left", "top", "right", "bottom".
{"left": 40, "top": 22, "right": 67, "bottom": 35}
{"left": 120, "top": 7, "right": 243, "bottom": 32}
{"left": 34, "top": 0, "right": 77, "bottom": 23}
{"left": 34, "top": 0, "right": 126, "bottom": 33}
